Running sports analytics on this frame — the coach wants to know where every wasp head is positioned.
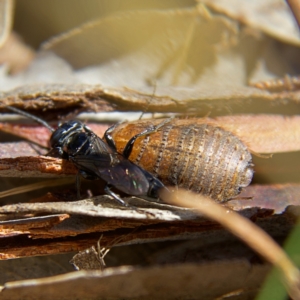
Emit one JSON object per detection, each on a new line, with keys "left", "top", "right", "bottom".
{"left": 49, "top": 120, "right": 88, "bottom": 158}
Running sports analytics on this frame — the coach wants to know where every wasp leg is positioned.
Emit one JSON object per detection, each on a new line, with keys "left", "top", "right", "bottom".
{"left": 76, "top": 173, "right": 82, "bottom": 199}
{"left": 104, "top": 185, "right": 129, "bottom": 207}
{"left": 123, "top": 117, "right": 174, "bottom": 159}
{"left": 103, "top": 122, "right": 124, "bottom": 151}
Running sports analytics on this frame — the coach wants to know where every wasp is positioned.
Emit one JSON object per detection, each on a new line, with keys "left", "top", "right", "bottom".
{"left": 6, "top": 106, "right": 169, "bottom": 206}
{"left": 109, "top": 118, "right": 254, "bottom": 202}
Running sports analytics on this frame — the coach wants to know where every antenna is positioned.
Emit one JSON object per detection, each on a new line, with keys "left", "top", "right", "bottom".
{"left": 6, "top": 106, "right": 55, "bottom": 132}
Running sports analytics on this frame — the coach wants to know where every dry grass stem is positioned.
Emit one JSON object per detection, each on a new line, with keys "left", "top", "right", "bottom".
{"left": 0, "top": 178, "right": 74, "bottom": 198}
{"left": 161, "top": 188, "right": 300, "bottom": 298}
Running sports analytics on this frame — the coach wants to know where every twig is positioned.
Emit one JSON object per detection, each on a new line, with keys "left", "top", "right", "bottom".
{"left": 160, "top": 188, "right": 300, "bottom": 299}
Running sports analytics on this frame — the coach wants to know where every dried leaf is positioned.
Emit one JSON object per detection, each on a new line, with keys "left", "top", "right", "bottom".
{"left": 200, "top": 0, "right": 300, "bottom": 45}
{"left": 0, "top": 262, "right": 271, "bottom": 300}
{"left": 0, "top": 81, "right": 299, "bottom": 116}
{"left": 0, "top": 7, "right": 298, "bottom": 115}
{"left": 0, "top": 184, "right": 298, "bottom": 259}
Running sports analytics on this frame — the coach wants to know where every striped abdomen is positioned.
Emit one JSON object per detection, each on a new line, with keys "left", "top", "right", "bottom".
{"left": 110, "top": 119, "right": 253, "bottom": 202}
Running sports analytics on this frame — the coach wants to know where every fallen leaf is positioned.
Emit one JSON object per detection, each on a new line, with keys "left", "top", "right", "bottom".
{"left": 0, "top": 262, "right": 272, "bottom": 300}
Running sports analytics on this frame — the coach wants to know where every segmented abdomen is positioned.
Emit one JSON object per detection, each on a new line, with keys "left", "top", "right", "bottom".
{"left": 111, "top": 119, "right": 253, "bottom": 202}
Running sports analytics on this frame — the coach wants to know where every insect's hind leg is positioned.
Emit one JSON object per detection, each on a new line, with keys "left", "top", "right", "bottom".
{"left": 103, "top": 122, "right": 124, "bottom": 151}
{"left": 123, "top": 117, "right": 174, "bottom": 159}
{"left": 104, "top": 185, "right": 156, "bottom": 216}
{"left": 104, "top": 185, "right": 129, "bottom": 207}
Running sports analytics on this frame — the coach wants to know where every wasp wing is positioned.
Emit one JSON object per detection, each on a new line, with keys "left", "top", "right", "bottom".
{"left": 71, "top": 154, "right": 150, "bottom": 196}
{"left": 88, "top": 134, "right": 115, "bottom": 155}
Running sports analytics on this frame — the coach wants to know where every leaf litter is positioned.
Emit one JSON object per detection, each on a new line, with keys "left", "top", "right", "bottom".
{"left": 1, "top": 1, "right": 300, "bottom": 299}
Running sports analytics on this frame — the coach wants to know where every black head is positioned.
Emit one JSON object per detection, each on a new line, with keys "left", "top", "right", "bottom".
{"left": 49, "top": 120, "right": 87, "bottom": 158}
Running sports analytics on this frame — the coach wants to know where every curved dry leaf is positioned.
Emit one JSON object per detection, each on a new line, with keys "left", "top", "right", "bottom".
{"left": 0, "top": 82, "right": 180, "bottom": 115}
{"left": 0, "top": 81, "right": 300, "bottom": 115}
{"left": 200, "top": 0, "right": 300, "bottom": 46}
{"left": 43, "top": 8, "right": 238, "bottom": 72}
{"left": 0, "top": 6, "right": 298, "bottom": 114}
{"left": 0, "top": 77, "right": 298, "bottom": 120}
{"left": 19, "top": 7, "right": 294, "bottom": 112}
{"left": 0, "top": 83, "right": 116, "bottom": 115}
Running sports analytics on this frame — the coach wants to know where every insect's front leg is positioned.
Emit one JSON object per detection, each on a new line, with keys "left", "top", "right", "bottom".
{"left": 76, "top": 169, "right": 98, "bottom": 199}
{"left": 76, "top": 173, "right": 82, "bottom": 199}
{"left": 123, "top": 117, "right": 174, "bottom": 159}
